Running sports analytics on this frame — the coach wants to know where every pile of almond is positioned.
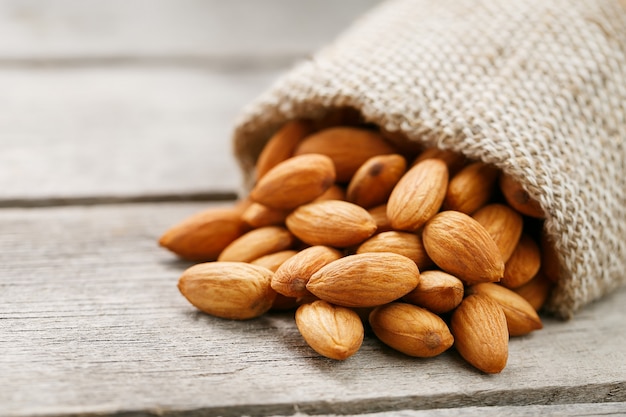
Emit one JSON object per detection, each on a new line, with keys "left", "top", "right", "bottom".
{"left": 160, "top": 111, "right": 558, "bottom": 374}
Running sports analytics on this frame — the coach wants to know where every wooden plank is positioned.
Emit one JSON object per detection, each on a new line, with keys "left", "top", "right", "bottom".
{"left": 0, "top": 202, "right": 625, "bottom": 417}
{"left": 0, "top": 0, "right": 382, "bottom": 62}
{"left": 0, "top": 67, "right": 283, "bottom": 204}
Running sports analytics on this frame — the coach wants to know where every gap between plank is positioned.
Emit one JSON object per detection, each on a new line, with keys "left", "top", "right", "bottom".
{"left": 0, "top": 192, "right": 238, "bottom": 209}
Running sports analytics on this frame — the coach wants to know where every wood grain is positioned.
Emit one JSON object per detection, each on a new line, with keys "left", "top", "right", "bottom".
{"left": 0, "top": 0, "right": 382, "bottom": 63}
{"left": 1, "top": 203, "right": 624, "bottom": 417}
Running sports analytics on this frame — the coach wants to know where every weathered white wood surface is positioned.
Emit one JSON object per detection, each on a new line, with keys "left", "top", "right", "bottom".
{"left": 1, "top": 203, "right": 624, "bottom": 417}
{"left": 0, "top": 0, "right": 381, "bottom": 204}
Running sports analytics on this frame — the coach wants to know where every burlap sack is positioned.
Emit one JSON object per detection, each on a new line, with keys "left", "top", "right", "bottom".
{"left": 232, "top": 0, "right": 626, "bottom": 318}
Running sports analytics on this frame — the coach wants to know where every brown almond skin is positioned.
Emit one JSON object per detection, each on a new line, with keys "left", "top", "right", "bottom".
{"left": 423, "top": 211, "right": 505, "bottom": 285}
{"left": 307, "top": 252, "right": 420, "bottom": 308}
{"left": 347, "top": 154, "right": 407, "bottom": 208}
{"left": 241, "top": 203, "right": 290, "bottom": 228}
{"left": 451, "top": 294, "right": 509, "bottom": 374}
{"left": 403, "top": 270, "right": 464, "bottom": 313}
{"left": 251, "top": 154, "right": 336, "bottom": 210}
{"left": 255, "top": 120, "right": 313, "bottom": 180}
{"left": 387, "top": 159, "right": 449, "bottom": 231}
{"left": 502, "top": 234, "right": 542, "bottom": 288}
{"left": 472, "top": 204, "right": 524, "bottom": 263}
{"left": 369, "top": 302, "right": 454, "bottom": 357}
{"left": 356, "top": 231, "right": 433, "bottom": 270}
{"left": 499, "top": 173, "right": 545, "bottom": 218}
{"left": 272, "top": 246, "right": 343, "bottom": 298}
{"left": 218, "top": 226, "right": 294, "bottom": 263}
{"left": 467, "top": 283, "right": 543, "bottom": 336}
{"left": 294, "top": 127, "right": 397, "bottom": 182}
{"left": 368, "top": 204, "right": 393, "bottom": 233}
{"left": 443, "top": 162, "right": 500, "bottom": 214}
{"left": 313, "top": 184, "right": 346, "bottom": 202}
{"left": 412, "top": 147, "right": 467, "bottom": 175}
{"left": 178, "top": 262, "right": 276, "bottom": 320}
{"left": 250, "top": 250, "right": 298, "bottom": 272}
{"left": 541, "top": 231, "right": 561, "bottom": 283}
{"left": 286, "top": 200, "right": 377, "bottom": 247}
{"left": 159, "top": 206, "right": 247, "bottom": 261}
{"left": 514, "top": 273, "right": 553, "bottom": 312}
{"left": 295, "top": 300, "right": 364, "bottom": 360}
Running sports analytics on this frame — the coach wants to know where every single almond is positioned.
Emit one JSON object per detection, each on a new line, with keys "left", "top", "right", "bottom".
{"left": 472, "top": 203, "right": 523, "bottom": 263}
{"left": 159, "top": 206, "right": 247, "bottom": 261}
{"left": 286, "top": 200, "right": 377, "bottom": 247}
{"left": 356, "top": 231, "right": 432, "bottom": 270}
{"left": 307, "top": 252, "right": 420, "bottom": 308}
{"left": 443, "top": 162, "right": 500, "bottom": 214}
{"left": 294, "top": 127, "right": 397, "bottom": 182}
{"left": 369, "top": 302, "right": 454, "bottom": 357}
{"left": 218, "top": 226, "right": 294, "bottom": 262}
{"left": 402, "top": 270, "right": 464, "bottom": 313}
{"left": 467, "top": 283, "right": 543, "bottom": 336}
{"left": 241, "top": 202, "right": 290, "bottom": 228}
{"left": 250, "top": 153, "right": 336, "bottom": 210}
{"left": 499, "top": 173, "right": 545, "bottom": 218}
{"left": 295, "top": 300, "right": 364, "bottom": 360}
{"left": 250, "top": 250, "right": 298, "bottom": 272}
{"left": 255, "top": 120, "right": 313, "bottom": 180}
{"left": 387, "top": 158, "right": 449, "bottom": 231}
{"left": 272, "top": 246, "right": 343, "bottom": 298}
{"left": 540, "top": 231, "right": 561, "bottom": 283}
{"left": 513, "top": 272, "right": 553, "bottom": 312}
{"left": 451, "top": 294, "right": 509, "bottom": 374}
{"left": 347, "top": 154, "right": 407, "bottom": 208}
{"left": 502, "top": 234, "right": 541, "bottom": 288}
{"left": 412, "top": 147, "right": 467, "bottom": 175}
{"left": 177, "top": 262, "right": 276, "bottom": 320}
{"left": 423, "top": 211, "right": 505, "bottom": 284}
{"left": 313, "top": 184, "right": 346, "bottom": 202}
{"left": 368, "top": 204, "right": 393, "bottom": 233}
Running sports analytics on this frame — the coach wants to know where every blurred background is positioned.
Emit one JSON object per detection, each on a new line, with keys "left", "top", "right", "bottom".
{"left": 0, "top": 0, "right": 381, "bottom": 206}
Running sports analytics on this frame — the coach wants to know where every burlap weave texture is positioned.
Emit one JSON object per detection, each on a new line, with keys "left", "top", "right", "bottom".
{"left": 232, "top": 0, "right": 626, "bottom": 318}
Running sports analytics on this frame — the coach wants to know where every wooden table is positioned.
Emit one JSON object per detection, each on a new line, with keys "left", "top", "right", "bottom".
{"left": 1, "top": 1, "right": 625, "bottom": 416}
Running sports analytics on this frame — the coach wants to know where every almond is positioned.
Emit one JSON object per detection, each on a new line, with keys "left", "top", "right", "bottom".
{"left": 241, "top": 202, "right": 290, "bottom": 228}
{"left": 255, "top": 120, "right": 313, "bottom": 180}
{"left": 306, "top": 252, "right": 420, "bottom": 307}
{"left": 451, "top": 294, "right": 509, "bottom": 374}
{"left": 286, "top": 200, "right": 377, "bottom": 247}
{"left": 346, "top": 154, "right": 407, "bottom": 208}
{"left": 356, "top": 231, "right": 432, "bottom": 270}
{"left": 412, "top": 147, "right": 467, "bottom": 175}
{"left": 250, "top": 250, "right": 298, "bottom": 272}
{"left": 423, "top": 211, "right": 504, "bottom": 284}
{"left": 472, "top": 204, "right": 523, "bottom": 263}
{"left": 540, "top": 231, "right": 561, "bottom": 283}
{"left": 313, "top": 184, "right": 346, "bottom": 202}
{"left": 159, "top": 206, "right": 247, "bottom": 261}
{"left": 368, "top": 204, "right": 393, "bottom": 233}
{"left": 513, "top": 272, "right": 553, "bottom": 312}
{"left": 250, "top": 154, "right": 335, "bottom": 210}
{"left": 218, "top": 226, "right": 294, "bottom": 262}
{"left": 402, "top": 270, "right": 464, "bottom": 313}
{"left": 177, "top": 262, "right": 276, "bottom": 320}
{"left": 369, "top": 302, "right": 454, "bottom": 357}
{"left": 443, "top": 162, "right": 500, "bottom": 214}
{"left": 502, "top": 234, "right": 541, "bottom": 288}
{"left": 272, "top": 246, "right": 343, "bottom": 298}
{"left": 295, "top": 300, "right": 364, "bottom": 360}
{"left": 294, "top": 127, "right": 397, "bottom": 182}
{"left": 387, "top": 159, "right": 449, "bottom": 231}
{"left": 499, "top": 173, "right": 545, "bottom": 218}
{"left": 467, "top": 283, "right": 543, "bottom": 336}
